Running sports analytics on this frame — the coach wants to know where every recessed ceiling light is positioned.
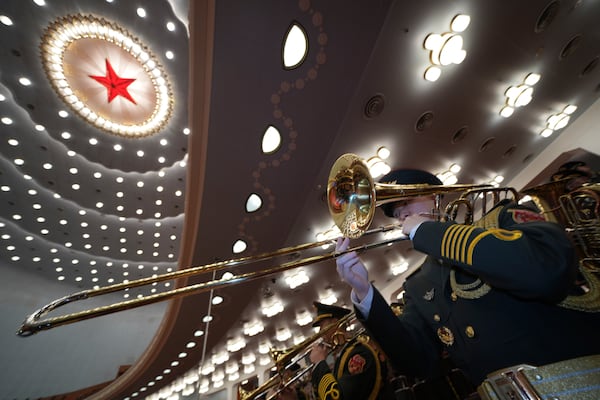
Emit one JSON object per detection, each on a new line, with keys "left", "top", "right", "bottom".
{"left": 282, "top": 22, "right": 308, "bottom": 70}
{"left": 245, "top": 193, "right": 262, "bottom": 212}
{"left": 0, "top": 15, "right": 13, "bottom": 26}
{"left": 136, "top": 8, "right": 147, "bottom": 18}
{"left": 166, "top": 21, "right": 176, "bottom": 31}
{"left": 261, "top": 125, "right": 281, "bottom": 154}
{"left": 18, "top": 77, "right": 31, "bottom": 86}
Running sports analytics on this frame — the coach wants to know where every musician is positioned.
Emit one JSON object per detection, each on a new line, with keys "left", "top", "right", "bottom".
{"left": 334, "top": 168, "right": 600, "bottom": 389}
{"left": 550, "top": 160, "right": 599, "bottom": 191}
{"left": 308, "top": 302, "right": 393, "bottom": 400}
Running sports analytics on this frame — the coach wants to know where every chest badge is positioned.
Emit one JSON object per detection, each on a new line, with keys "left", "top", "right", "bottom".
{"left": 437, "top": 326, "right": 454, "bottom": 346}
{"left": 423, "top": 288, "right": 435, "bottom": 301}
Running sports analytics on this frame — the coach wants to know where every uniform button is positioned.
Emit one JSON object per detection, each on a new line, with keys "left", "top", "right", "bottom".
{"left": 465, "top": 326, "right": 475, "bottom": 338}
{"left": 451, "top": 292, "right": 458, "bottom": 301}
{"left": 433, "top": 314, "right": 440, "bottom": 322}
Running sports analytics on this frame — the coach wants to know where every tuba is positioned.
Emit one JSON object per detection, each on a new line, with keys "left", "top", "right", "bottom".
{"left": 523, "top": 179, "right": 600, "bottom": 312}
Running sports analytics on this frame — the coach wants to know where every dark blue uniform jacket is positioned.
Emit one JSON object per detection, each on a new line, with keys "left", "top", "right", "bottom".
{"left": 357, "top": 200, "right": 600, "bottom": 385}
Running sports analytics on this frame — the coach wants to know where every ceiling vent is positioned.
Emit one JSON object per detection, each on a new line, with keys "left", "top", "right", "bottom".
{"left": 415, "top": 111, "right": 434, "bottom": 132}
{"left": 581, "top": 56, "right": 599, "bottom": 76}
{"left": 479, "top": 137, "right": 496, "bottom": 152}
{"left": 560, "top": 35, "right": 581, "bottom": 60}
{"left": 535, "top": 1, "right": 560, "bottom": 33}
{"left": 364, "top": 94, "right": 385, "bottom": 119}
{"left": 451, "top": 126, "right": 469, "bottom": 143}
{"left": 503, "top": 145, "right": 517, "bottom": 159}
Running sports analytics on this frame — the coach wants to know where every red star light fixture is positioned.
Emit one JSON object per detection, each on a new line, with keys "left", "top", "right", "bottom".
{"left": 89, "top": 59, "right": 138, "bottom": 105}
{"left": 40, "top": 14, "right": 173, "bottom": 138}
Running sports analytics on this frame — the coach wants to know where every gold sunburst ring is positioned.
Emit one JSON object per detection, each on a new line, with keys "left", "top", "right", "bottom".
{"left": 40, "top": 14, "right": 173, "bottom": 138}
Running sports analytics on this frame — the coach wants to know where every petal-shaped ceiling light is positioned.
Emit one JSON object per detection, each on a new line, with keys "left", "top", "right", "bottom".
{"left": 245, "top": 193, "right": 263, "bottom": 212}
{"left": 40, "top": 14, "right": 173, "bottom": 137}
{"left": 261, "top": 125, "right": 281, "bottom": 154}
{"left": 282, "top": 22, "right": 308, "bottom": 70}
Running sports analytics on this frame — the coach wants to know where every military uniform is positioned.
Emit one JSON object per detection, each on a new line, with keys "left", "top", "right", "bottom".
{"left": 357, "top": 200, "right": 600, "bottom": 385}
{"left": 310, "top": 302, "right": 392, "bottom": 400}
{"left": 311, "top": 336, "right": 386, "bottom": 400}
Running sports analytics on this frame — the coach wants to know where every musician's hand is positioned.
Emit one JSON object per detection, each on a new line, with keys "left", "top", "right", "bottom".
{"left": 309, "top": 342, "right": 328, "bottom": 364}
{"left": 401, "top": 214, "right": 430, "bottom": 236}
{"left": 335, "top": 237, "right": 370, "bottom": 301}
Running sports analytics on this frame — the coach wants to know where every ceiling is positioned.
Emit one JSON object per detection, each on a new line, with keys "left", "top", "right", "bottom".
{"left": 1, "top": 0, "right": 600, "bottom": 399}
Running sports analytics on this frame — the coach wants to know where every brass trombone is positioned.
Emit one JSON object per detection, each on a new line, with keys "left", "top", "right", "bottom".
{"left": 238, "top": 313, "right": 359, "bottom": 400}
{"left": 17, "top": 153, "right": 491, "bottom": 336}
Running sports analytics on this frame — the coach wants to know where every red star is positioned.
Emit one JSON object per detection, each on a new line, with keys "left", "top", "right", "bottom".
{"left": 89, "top": 59, "right": 137, "bottom": 104}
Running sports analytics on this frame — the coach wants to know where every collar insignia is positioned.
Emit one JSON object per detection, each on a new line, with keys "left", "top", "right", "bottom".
{"left": 423, "top": 288, "right": 435, "bottom": 301}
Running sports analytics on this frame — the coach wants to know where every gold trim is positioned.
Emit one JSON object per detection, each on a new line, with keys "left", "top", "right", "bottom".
{"left": 450, "top": 269, "right": 491, "bottom": 299}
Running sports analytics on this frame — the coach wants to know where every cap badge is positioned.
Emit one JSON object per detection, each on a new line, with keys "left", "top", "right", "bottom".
{"left": 348, "top": 354, "right": 367, "bottom": 374}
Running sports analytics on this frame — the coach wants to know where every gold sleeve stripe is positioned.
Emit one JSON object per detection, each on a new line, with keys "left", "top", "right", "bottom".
{"left": 442, "top": 225, "right": 475, "bottom": 263}
{"left": 466, "top": 228, "right": 523, "bottom": 265}
{"left": 318, "top": 373, "right": 340, "bottom": 400}
{"left": 455, "top": 225, "right": 472, "bottom": 262}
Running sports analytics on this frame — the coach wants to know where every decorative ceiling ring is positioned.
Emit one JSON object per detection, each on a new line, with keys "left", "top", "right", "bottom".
{"left": 40, "top": 14, "right": 173, "bottom": 138}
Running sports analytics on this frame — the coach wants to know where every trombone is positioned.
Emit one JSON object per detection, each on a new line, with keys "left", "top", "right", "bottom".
{"left": 238, "top": 313, "right": 359, "bottom": 400}
{"left": 17, "top": 153, "right": 492, "bottom": 336}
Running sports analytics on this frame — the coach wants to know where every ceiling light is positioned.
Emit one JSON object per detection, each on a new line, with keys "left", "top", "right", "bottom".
{"left": 136, "top": 8, "right": 147, "bottom": 18}
{"left": 243, "top": 364, "right": 255, "bottom": 375}
{"left": 367, "top": 156, "right": 391, "bottom": 178}
{"left": 19, "top": 77, "right": 32, "bottom": 86}
{"left": 275, "top": 327, "right": 291, "bottom": 342}
{"left": 261, "top": 298, "right": 284, "bottom": 317}
{"left": 243, "top": 320, "right": 264, "bottom": 336}
{"left": 0, "top": 15, "right": 13, "bottom": 26}
{"left": 225, "top": 362, "right": 238, "bottom": 375}
{"left": 377, "top": 146, "right": 390, "bottom": 159}
{"left": 284, "top": 270, "right": 309, "bottom": 289}
{"left": 200, "top": 364, "right": 214, "bottom": 376}
{"left": 165, "top": 51, "right": 174, "bottom": 60}
{"left": 258, "top": 341, "right": 271, "bottom": 354}
{"left": 212, "top": 295, "right": 223, "bottom": 305}
{"left": 241, "top": 352, "right": 256, "bottom": 365}
{"left": 293, "top": 335, "right": 306, "bottom": 345}
{"left": 282, "top": 22, "right": 308, "bottom": 70}
{"left": 259, "top": 356, "right": 271, "bottom": 366}
{"left": 261, "top": 125, "right": 282, "bottom": 154}
{"left": 245, "top": 193, "right": 262, "bottom": 212}
{"left": 296, "top": 310, "right": 312, "bottom": 326}
{"left": 212, "top": 351, "right": 229, "bottom": 365}
{"left": 166, "top": 21, "right": 176, "bottom": 31}
{"left": 540, "top": 104, "right": 577, "bottom": 137}
{"left": 2, "top": 117, "right": 13, "bottom": 124}
{"left": 319, "top": 289, "right": 337, "bottom": 305}
{"left": 423, "top": 14, "right": 470, "bottom": 81}
{"left": 40, "top": 14, "right": 173, "bottom": 137}
{"left": 226, "top": 337, "right": 246, "bottom": 352}
{"left": 500, "top": 73, "right": 540, "bottom": 117}
{"left": 232, "top": 239, "right": 247, "bottom": 254}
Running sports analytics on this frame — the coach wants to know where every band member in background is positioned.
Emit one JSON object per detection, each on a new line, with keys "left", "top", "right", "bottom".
{"left": 550, "top": 160, "right": 599, "bottom": 191}
{"left": 334, "top": 168, "right": 600, "bottom": 391}
{"left": 309, "top": 302, "right": 394, "bottom": 400}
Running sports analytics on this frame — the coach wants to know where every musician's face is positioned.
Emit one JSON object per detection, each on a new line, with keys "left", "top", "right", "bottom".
{"left": 392, "top": 196, "right": 435, "bottom": 222}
